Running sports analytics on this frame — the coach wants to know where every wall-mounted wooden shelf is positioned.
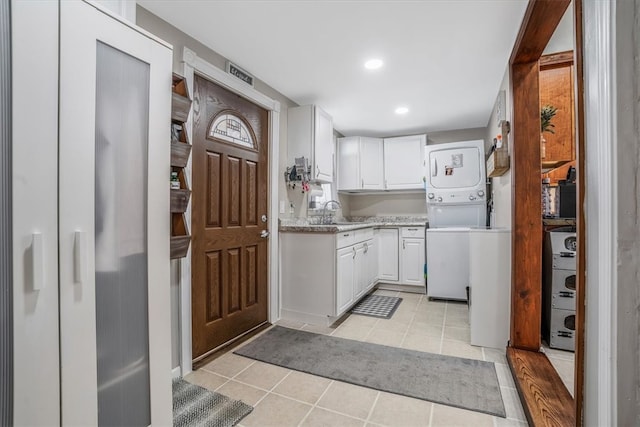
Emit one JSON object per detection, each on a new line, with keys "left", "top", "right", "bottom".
{"left": 171, "top": 74, "right": 192, "bottom": 123}
{"left": 170, "top": 73, "right": 192, "bottom": 259}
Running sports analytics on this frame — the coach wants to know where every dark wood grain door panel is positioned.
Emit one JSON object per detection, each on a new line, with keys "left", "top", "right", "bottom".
{"left": 192, "top": 75, "right": 269, "bottom": 359}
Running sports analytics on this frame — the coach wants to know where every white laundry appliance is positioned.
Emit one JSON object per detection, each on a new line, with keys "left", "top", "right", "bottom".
{"left": 425, "top": 140, "right": 487, "bottom": 300}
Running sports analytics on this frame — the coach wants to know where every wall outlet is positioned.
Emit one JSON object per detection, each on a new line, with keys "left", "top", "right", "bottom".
{"left": 279, "top": 200, "right": 285, "bottom": 214}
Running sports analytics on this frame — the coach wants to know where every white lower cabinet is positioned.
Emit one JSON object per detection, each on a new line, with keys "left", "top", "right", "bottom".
{"left": 378, "top": 228, "right": 399, "bottom": 281}
{"left": 401, "top": 238, "right": 426, "bottom": 285}
{"left": 336, "top": 246, "right": 356, "bottom": 314}
{"left": 378, "top": 227, "right": 426, "bottom": 289}
{"left": 281, "top": 228, "right": 375, "bottom": 326}
{"left": 366, "top": 239, "right": 378, "bottom": 290}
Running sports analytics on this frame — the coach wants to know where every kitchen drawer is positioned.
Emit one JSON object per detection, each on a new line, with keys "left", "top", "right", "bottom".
{"left": 336, "top": 230, "right": 356, "bottom": 249}
{"left": 401, "top": 226, "right": 425, "bottom": 238}
{"left": 354, "top": 227, "right": 374, "bottom": 242}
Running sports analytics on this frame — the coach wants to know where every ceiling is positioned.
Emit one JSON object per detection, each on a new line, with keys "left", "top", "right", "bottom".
{"left": 138, "top": 0, "right": 529, "bottom": 137}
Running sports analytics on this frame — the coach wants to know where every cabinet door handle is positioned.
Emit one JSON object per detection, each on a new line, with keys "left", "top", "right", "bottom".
{"left": 74, "top": 230, "right": 87, "bottom": 284}
{"left": 408, "top": 228, "right": 418, "bottom": 231}
{"left": 352, "top": 246, "right": 356, "bottom": 259}
{"left": 316, "top": 165, "right": 320, "bottom": 178}
{"left": 364, "top": 242, "right": 368, "bottom": 253}
{"left": 361, "top": 178, "right": 364, "bottom": 189}
{"left": 31, "top": 232, "right": 44, "bottom": 291}
{"left": 403, "top": 240, "right": 406, "bottom": 250}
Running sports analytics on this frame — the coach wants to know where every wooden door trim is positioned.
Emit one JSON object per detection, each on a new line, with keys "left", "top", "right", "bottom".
{"left": 509, "top": 0, "right": 571, "bottom": 351}
{"left": 508, "top": 0, "right": 588, "bottom": 425}
{"left": 572, "top": 0, "right": 586, "bottom": 421}
{"left": 539, "top": 50, "right": 574, "bottom": 68}
{"left": 178, "top": 47, "right": 281, "bottom": 377}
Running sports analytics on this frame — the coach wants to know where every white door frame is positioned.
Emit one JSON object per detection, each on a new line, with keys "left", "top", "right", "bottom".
{"left": 179, "top": 47, "right": 280, "bottom": 375}
{"left": 583, "top": 0, "right": 617, "bottom": 424}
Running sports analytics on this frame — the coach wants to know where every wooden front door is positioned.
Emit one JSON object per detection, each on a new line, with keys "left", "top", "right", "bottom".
{"left": 191, "top": 75, "right": 269, "bottom": 360}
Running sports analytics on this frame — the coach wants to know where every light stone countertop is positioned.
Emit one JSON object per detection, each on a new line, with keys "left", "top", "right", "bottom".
{"left": 279, "top": 216, "right": 428, "bottom": 233}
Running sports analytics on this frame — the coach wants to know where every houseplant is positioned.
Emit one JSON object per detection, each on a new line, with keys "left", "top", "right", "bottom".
{"left": 540, "top": 104, "right": 557, "bottom": 159}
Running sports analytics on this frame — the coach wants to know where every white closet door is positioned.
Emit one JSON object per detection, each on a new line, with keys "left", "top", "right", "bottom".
{"left": 59, "top": 1, "right": 172, "bottom": 425}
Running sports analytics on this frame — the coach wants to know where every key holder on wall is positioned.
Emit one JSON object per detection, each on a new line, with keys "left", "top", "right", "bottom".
{"left": 284, "top": 156, "right": 312, "bottom": 192}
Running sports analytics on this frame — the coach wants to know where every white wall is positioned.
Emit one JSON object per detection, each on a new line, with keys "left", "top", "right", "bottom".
{"left": 427, "top": 127, "right": 487, "bottom": 145}
{"left": 348, "top": 193, "right": 426, "bottom": 217}
{"left": 485, "top": 69, "right": 512, "bottom": 229}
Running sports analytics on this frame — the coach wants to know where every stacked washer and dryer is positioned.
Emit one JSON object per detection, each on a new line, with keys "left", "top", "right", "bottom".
{"left": 424, "top": 140, "right": 487, "bottom": 301}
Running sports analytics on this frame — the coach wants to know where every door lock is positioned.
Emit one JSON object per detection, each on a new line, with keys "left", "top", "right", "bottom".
{"left": 261, "top": 214, "right": 268, "bottom": 223}
{"left": 260, "top": 230, "right": 270, "bottom": 238}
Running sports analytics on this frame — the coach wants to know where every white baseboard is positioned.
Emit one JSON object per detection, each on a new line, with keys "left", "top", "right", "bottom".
{"left": 172, "top": 366, "right": 181, "bottom": 379}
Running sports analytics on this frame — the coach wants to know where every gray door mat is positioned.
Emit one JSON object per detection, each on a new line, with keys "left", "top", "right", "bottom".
{"left": 234, "top": 326, "right": 506, "bottom": 418}
{"left": 173, "top": 377, "right": 253, "bottom": 427}
{"left": 351, "top": 295, "right": 402, "bottom": 319}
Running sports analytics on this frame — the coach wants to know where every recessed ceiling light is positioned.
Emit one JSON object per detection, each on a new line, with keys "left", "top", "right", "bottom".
{"left": 364, "top": 59, "right": 384, "bottom": 70}
{"left": 395, "top": 106, "right": 409, "bottom": 115}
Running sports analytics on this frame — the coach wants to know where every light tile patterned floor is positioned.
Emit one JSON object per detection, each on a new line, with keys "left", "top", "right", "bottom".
{"left": 186, "top": 289, "right": 529, "bottom": 427}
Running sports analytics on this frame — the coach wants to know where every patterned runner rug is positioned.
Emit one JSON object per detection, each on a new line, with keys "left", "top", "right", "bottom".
{"left": 351, "top": 294, "right": 402, "bottom": 319}
{"left": 173, "top": 377, "right": 252, "bottom": 427}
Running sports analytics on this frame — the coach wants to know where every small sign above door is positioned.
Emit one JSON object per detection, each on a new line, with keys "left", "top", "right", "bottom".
{"left": 226, "top": 61, "right": 254, "bottom": 86}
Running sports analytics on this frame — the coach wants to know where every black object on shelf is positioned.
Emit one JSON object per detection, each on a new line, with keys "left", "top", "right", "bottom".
{"left": 558, "top": 181, "right": 576, "bottom": 219}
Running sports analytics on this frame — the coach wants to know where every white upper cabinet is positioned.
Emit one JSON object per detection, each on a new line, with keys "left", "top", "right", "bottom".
{"left": 288, "top": 105, "right": 334, "bottom": 183}
{"left": 337, "top": 136, "right": 384, "bottom": 191}
{"left": 383, "top": 134, "right": 426, "bottom": 190}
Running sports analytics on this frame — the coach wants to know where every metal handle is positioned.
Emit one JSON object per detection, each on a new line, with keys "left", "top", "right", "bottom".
{"left": 316, "top": 165, "right": 320, "bottom": 177}
{"left": 74, "top": 231, "right": 86, "bottom": 284}
{"left": 31, "top": 232, "right": 44, "bottom": 291}
{"left": 559, "top": 291, "right": 574, "bottom": 298}
{"left": 560, "top": 252, "right": 575, "bottom": 258}
{"left": 408, "top": 228, "right": 418, "bottom": 231}
{"left": 364, "top": 242, "right": 368, "bottom": 253}
{"left": 343, "top": 233, "right": 350, "bottom": 237}
{"left": 361, "top": 178, "right": 364, "bottom": 189}
{"left": 352, "top": 246, "right": 356, "bottom": 259}
{"left": 260, "top": 230, "right": 270, "bottom": 238}
{"left": 403, "top": 240, "right": 406, "bottom": 250}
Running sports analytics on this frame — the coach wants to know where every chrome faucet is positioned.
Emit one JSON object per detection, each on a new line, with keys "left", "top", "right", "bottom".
{"left": 321, "top": 200, "right": 342, "bottom": 224}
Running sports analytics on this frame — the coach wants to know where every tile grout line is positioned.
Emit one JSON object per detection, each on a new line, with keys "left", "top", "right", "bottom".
{"left": 251, "top": 369, "right": 294, "bottom": 409}
{"left": 438, "top": 302, "right": 447, "bottom": 354}
{"left": 427, "top": 400, "right": 435, "bottom": 427}
{"left": 364, "top": 391, "right": 381, "bottom": 424}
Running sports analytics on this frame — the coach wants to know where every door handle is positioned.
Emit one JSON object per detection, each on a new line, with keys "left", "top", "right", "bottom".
{"left": 74, "top": 230, "right": 86, "bottom": 284}
{"left": 31, "top": 232, "right": 44, "bottom": 291}
{"left": 260, "top": 230, "right": 270, "bottom": 238}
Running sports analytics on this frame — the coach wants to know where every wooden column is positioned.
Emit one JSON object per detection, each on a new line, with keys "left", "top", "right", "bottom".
{"left": 510, "top": 60, "right": 543, "bottom": 350}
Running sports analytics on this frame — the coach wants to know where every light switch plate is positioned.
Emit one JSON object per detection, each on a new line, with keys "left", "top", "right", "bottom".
{"left": 279, "top": 200, "right": 285, "bottom": 214}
